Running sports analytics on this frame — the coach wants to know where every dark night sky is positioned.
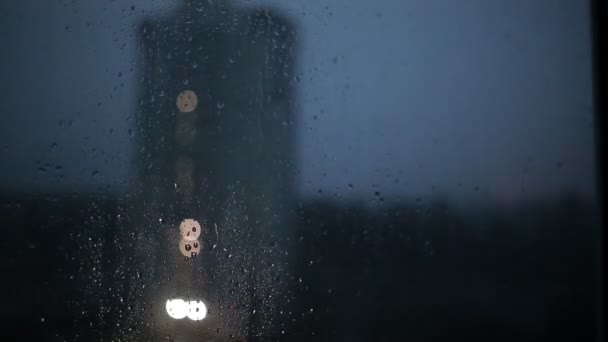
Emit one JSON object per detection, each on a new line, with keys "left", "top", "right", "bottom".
{"left": 0, "top": 0, "right": 599, "bottom": 207}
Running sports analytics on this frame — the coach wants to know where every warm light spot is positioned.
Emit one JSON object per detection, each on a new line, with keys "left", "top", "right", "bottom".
{"left": 179, "top": 238, "right": 201, "bottom": 257}
{"left": 187, "top": 300, "right": 207, "bottom": 321}
{"left": 166, "top": 299, "right": 207, "bottom": 321}
{"left": 166, "top": 299, "right": 188, "bottom": 319}
{"left": 180, "top": 218, "right": 201, "bottom": 241}
{"left": 176, "top": 90, "right": 198, "bottom": 112}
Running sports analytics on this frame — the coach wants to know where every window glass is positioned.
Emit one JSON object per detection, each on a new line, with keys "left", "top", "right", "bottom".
{"left": 0, "top": 0, "right": 601, "bottom": 340}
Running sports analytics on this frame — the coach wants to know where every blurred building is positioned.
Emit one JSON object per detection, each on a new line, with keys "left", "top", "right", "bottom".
{"left": 129, "top": 0, "right": 297, "bottom": 340}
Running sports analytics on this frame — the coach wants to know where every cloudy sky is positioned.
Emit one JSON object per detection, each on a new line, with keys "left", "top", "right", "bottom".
{"left": 0, "top": 0, "right": 598, "bottom": 207}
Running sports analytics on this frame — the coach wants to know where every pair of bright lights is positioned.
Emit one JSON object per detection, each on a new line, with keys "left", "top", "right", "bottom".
{"left": 166, "top": 299, "right": 207, "bottom": 321}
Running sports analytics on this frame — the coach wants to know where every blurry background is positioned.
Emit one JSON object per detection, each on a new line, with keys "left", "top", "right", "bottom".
{"left": 0, "top": 0, "right": 602, "bottom": 341}
{"left": 0, "top": 0, "right": 598, "bottom": 205}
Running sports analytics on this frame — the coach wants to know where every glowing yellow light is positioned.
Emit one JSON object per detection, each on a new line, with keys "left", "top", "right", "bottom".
{"left": 187, "top": 300, "right": 207, "bottom": 321}
{"left": 166, "top": 299, "right": 207, "bottom": 321}
{"left": 166, "top": 299, "right": 188, "bottom": 319}
{"left": 180, "top": 218, "right": 201, "bottom": 241}
{"left": 176, "top": 90, "right": 198, "bottom": 112}
{"left": 179, "top": 238, "right": 201, "bottom": 258}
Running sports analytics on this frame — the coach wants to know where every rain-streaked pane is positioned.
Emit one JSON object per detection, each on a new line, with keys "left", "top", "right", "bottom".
{"left": 0, "top": 0, "right": 602, "bottom": 340}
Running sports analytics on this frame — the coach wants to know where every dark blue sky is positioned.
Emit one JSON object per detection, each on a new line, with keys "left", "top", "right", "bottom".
{"left": 0, "top": 0, "right": 598, "bottom": 207}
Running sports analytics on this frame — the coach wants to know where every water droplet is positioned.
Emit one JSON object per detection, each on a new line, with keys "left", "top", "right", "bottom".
{"left": 191, "top": 251, "right": 197, "bottom": 258}
{"left": 217, "top": 102, "right": 224, "bottom": 109}
{"left": 185, "top": 244, "right": 192, "bottom": 251}
{"left": 40, "top": 317, "right": 45, "bottom": 323}
{"left": 193, "top": 242, "right": 198, "bottom": 248}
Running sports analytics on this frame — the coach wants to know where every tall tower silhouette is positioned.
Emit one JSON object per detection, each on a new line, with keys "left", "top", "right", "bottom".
{"left": 129, "top": 1, "right": 297, "bottom": 340}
